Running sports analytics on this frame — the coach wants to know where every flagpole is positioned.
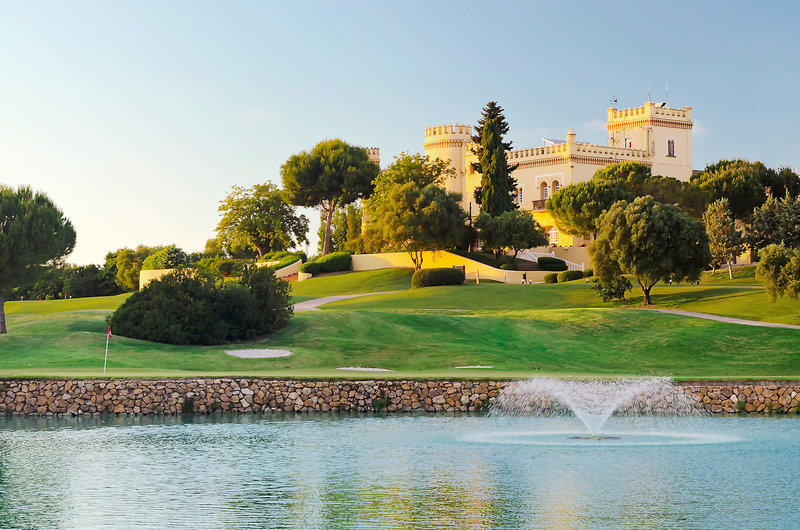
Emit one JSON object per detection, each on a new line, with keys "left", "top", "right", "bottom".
{"left": 103, "top": 330, "right": 110, "bottom": 375}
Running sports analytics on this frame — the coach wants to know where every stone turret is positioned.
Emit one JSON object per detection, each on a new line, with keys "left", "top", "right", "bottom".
{"left": 423, "top": 124, "right": 472, "bottom": 196}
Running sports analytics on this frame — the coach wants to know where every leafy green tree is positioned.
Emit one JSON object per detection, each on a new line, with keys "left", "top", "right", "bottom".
{"left": 471, "top": 102, "right": 517, "bottom": 214}
{"left": 316, "top": 203, "right": 362, "bottom": 253}
{"left": 476, "top": 210, "right": 548, "bottom": 260}
{"left": 592, "top": 276, "right": 633, "bottom": 302}
{"left": 365, "top": 182, "right": 466, "bottom": 270}
{"left": 703, "top": 198, "right": 744, "bottom": 278}
{"left": 592, "top": 161, "right": 653, "bottom": 196}
{"left": 546, "top": 180, "right": 632, "bottom": 237}
{"left": 690, "top": 160, "right": 773, "bottom": 221}
{"left": 747, "top": 193, "right": 800, "bottom": 251}
{"left": 217, "top": 183, "right": 308, "bottom": 259}
{"left": 141, "top": 245, "right": 189, "bottom": 270}
{"left": 204, "top": 238, "right": 224, "bottom": 257}
{"left": 282, "top": 139, "right": 379, "bottom": 255}
{"left": 590, "top": 196, "right": 711, "bottom": 305}
{"left": 115, "top": 245, "right": 159, "bottom": 291}
{"left": 0, "top": 186, "right": 76, "bottom": 333}
{"left": 755, "top": 243, "right": 800, "bottom": 301}
{"left": 63, "top": 264, "right": 120, "bottom": 298}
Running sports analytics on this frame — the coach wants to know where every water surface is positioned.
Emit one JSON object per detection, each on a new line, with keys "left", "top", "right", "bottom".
{"left": 0, "top": 414, "right": 797, "bottom": 528}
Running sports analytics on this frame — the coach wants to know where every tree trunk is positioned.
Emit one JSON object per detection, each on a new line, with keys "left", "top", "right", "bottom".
{"left": 322, "top": 204, "right": 335, "bottom": 256}
{"left": 0, "top": 294, "right": 6, "bottom": 334}
{"left": 727, "top": 260, "right": 734, "bottom": 280}
{"left": 640, "top": 283, "right": 653, "bottom": 306}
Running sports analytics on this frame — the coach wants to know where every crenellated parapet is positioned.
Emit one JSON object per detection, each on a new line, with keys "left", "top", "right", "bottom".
{"left": 365, "top": 147, "right": 380, "bottom": 166}
{"left": 607, "top": 102, "right": 693, "bottom": 132}
{"left": 424, "top": 124, "right": 472, "bottom": 150}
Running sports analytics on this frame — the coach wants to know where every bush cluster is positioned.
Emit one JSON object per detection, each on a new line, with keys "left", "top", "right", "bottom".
{"left": 543, "top": 273, "right": 558, "bottom": 284}
{"left": 299, "top": 251, "right": 352, "bottom": 275}
{"left": 499, "top": 263, "right": 517, "bottom": 270}
{"left": 411, "top": 267, "right": 465, "bottom": 288}
{"left": 592, "top": 276, "right": 633, "bottom": 302}
{"left": 537, "top": 257, "right": 568, "bottom": 271}
{"left": 557, "top": 270, "right": 584, "bottom": 283}
{"left": 583, "top": 268, "right": 594, "bottom": 278}
{"left": 258, "top": 250, "right": 307, "bottom": 263}
{"left": 108, "top": 267, "right": 292, "bottom": 345}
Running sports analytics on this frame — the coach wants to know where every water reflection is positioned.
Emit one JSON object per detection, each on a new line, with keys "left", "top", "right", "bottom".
{"left": 0, "top": 414, "right": 797, "bottom": 528}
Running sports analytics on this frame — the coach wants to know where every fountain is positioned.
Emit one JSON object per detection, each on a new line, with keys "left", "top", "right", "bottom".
{"left": 491, "top": 377, "right": 702, "bottom": 435}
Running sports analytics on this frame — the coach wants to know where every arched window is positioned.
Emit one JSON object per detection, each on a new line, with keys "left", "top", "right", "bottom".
{"left": 541, "top": 182, "right": 549, "bottom": 200}
{"left": 667, "top": 139, "right": 675, "bottom": 157}
{"left": 552, "top": 180, "right": 560, "bottom": 194}
{"left": 515, "top": 186, "right": 524, "bottom": 205}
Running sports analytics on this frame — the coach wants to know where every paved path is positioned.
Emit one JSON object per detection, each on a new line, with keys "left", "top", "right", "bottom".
{"left": 640, "top": 308, "right": 800, "bottom": 330}
{"left": 294, "top": 291, "right": 400, "bottom": 312}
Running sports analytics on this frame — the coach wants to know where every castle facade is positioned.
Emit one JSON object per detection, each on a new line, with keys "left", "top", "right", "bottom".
{"left": 423, "top": 102, "right": 694, "bottom": 246}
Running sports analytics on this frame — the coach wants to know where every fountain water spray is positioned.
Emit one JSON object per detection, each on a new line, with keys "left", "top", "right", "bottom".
{"left": 492, "top": 377, "right": 701, "bottom": 434}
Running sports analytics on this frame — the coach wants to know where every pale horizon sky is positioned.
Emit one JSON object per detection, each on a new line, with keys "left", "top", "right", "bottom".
{"left": 2, "top": 1, "right": 799, "bottom": 265}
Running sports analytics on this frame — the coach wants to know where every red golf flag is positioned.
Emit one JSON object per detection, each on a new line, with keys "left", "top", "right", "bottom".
{"left": 107, "top": 326, "right": 112, "bottom": 339}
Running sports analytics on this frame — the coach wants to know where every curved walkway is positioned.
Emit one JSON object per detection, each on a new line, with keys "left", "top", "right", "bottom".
{"left": 294, "top": 291, "right": 400, "bottom": 312}
{"left": 640, "top": 308, "right": 800, "bottom": 330}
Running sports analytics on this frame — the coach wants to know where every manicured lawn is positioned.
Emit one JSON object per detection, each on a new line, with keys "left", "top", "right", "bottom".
{"left": 0, "top": 267, "right": 797, "bottom": 379}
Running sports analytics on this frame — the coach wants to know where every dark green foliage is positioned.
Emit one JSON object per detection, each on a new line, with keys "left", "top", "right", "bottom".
{"left": 592, "top": 161, "right": 653, "bottom": 194}
{"left": 583, "top": 268, "right": 594, "bottom": 278}
{"left": 0, "top": 186, "right": 76, "bottom": 333}
{"left": 449, "top": 250, "right": 511, "bottom": 269}
{"left": 110, "top": 268, "right": 292, "bottom": 345}
{"left": 590, "top": 196, "right": 711, "bottom": 305}
{"left": 411, "top": 268, "right": 465, "bottom": 288}
{"left": 316, "top": 203, "right": 362, "bottom": 253}
{"left": 543, "top": 273, "right": 558, "bottom": 284}
{"left": 64, "top": 265, "right": 121, "bottom": 298}
{"left": 537, "top": 257, "right": 568, "bottom": 271}
{"left": 499, "top": 263, "right": 517, "bottom": 270}
{"left": 747, "top": 193, "right": 800, "bottom": 251}
{"left": 592, "top": 276, "right": 633, "bottom": 301}
{"left": 476, "top": 210, "right": 548, "bottom": 260}
{"left": 703, "top": 198, "right": 744, "bottom": 277}
{"left": 299, "top": 251, "right": 352, "bottom": 275}
{"left": 471, "top": 102, "right": 517, "bottom": 214}
{"left": 282, "top": 139, "right": 379, "bottom": 255}
{"left": 142, "top": 245, "right": 189, "bottom": 270}
{"left": 557, "top": 270, "right": 584, "bottom": 283}
{"left": 547, "top": 180, "right": 632, "bottom": 236}
{"left": 114, "top": 245, "right": 160, "bottom": 291}
{"left": 755, "top": 243, "right": 800, "bottom": 301}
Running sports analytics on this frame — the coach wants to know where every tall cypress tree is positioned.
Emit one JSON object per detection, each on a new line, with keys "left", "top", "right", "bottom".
{"left": 471, "top": 102, "right": 517, "bottom": 213}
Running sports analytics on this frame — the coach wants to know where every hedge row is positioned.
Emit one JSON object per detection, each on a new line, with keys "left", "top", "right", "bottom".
{"left": 543, "top": 273, "right": 558, "bottom": 284}
{"left": 537, "top": 256, "right": 568, "bottom": 271}
{"left": 258, "top": 250, "right": 307, "bottom": 263}
{"left": 299, "top": 252, "right": 353, "bottom": 275}
{"left": 557, "top": 270, "right": 584, "bottom": 283}
{"left": 411, "top": 268, "right": 465, "bottom": 288}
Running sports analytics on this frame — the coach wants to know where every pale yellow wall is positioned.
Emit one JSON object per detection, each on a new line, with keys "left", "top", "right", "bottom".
{"left": 138, "top": 259, "right": 301, "bottom": 290}
{"left": 138, "top": 269, "right": 174, "bottom": 290}
{"left": 423, "top": 124, "right": 471, "bottom": 198}
{"left": 351, "top": 251, "right": 551, "bottom": 283}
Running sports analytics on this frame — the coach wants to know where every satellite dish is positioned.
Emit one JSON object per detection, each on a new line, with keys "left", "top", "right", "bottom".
{"left": 658, "top": 102, "right": 667, "bottom": 108}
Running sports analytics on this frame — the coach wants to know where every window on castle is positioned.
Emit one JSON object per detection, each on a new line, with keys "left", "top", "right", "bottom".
{"left": 547, "top": 226, "right": 559, "bottom": 245}
{"left": 553, "top": 182, "right": 560, "bottom": 193}
{"left": 667, "top": 139, "right": 675, "bottom": 157}
{"left": 542, "top": 183, "right": 549, "bottom": 200}
{"left": 515, "top": 186, "right": 524, "bottom": 205}
{"left": 625, "top": 138, "right": 632, "bottom": 148}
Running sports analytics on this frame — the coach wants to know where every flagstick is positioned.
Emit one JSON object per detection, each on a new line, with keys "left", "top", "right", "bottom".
{"left": 103, "top": 333, "right": 109, "bottom": 375}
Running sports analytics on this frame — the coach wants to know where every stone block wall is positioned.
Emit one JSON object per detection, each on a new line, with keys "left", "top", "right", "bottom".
{"left": 0, "top": 379, "right": 797, "bottom": 416}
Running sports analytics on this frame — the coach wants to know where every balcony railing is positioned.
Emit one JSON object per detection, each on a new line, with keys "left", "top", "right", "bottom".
{"left": 531, "top": 200, "right": 547, "bottom": 210}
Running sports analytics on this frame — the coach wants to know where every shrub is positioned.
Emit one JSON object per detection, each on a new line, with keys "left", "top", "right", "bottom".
{"left": 141, "top": 245, "right": 189, "bottom": 270}
{"left": 109, "top": 268, "right": 292, "bottom": 345}
{"left": 299, "top": 251, "right": 352, "bottom": 275}
{"left": 259, "top": 250, "right": 307, "bottom": 263}
{"left": 557, "top": 270, "right": 584, "bottom": 283}
{"left": 499, "top": 263, "right": 517, "bottom": 270}
{"left": 583, "top": 268, "right": 594, "bottom": 278}
{"left": 592, "top": 276, "right": 633, "bottom": 302}
{"left": 543, "top": 273, "right": 558, "bottom": 284}
{"left": 411, "top": 268, "right": 465, "bottom": 288}
{"left": 537, "top": 256, "right": 568, "bottom": 271}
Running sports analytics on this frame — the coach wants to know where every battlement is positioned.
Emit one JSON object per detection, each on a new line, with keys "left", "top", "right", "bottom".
{"left": 505, "top": 141, "right": 649, "bottom": 162}
{"left": 607, "top": 102, "right": 692, "bottom": 126}
{"left": 424, "top": 123, "right": 472, "bottom": 140}
{"left": 365, "top": 147, "right": 380, "bottom": 165}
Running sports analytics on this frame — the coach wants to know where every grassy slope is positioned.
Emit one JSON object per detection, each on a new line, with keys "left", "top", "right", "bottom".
{"left": 0, "top": 267, "right": 798, "bottom": 379}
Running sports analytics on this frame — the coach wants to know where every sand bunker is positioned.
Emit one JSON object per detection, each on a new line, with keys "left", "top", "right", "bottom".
{"left": 335, "top": 367, "right": 393, "bottom": 372}
{"left": 225, "top": 349, "right": 292, "bottom": 359}
{"left": 453, "top": 365, "right": 494, "bottom": 369}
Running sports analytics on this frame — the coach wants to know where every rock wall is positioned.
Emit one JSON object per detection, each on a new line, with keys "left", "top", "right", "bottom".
{"left": 0, "top": 379, "right": 797, "bottom": 416}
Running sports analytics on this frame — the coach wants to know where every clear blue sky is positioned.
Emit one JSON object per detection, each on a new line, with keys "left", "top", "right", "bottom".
{"left": 2, "top": 1, "right": 798, "bottom": 264}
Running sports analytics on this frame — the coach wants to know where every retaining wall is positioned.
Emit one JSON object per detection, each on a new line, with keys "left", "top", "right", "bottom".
{"left": 0, "top": 379, "right": 797, "bottom": 416}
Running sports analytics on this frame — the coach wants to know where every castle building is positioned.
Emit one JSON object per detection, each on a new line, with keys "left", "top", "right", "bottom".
{"left": 423, "top": 102, "right": 694, "bottom": 246}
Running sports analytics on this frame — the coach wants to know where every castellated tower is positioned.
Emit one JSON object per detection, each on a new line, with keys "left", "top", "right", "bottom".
{"left": 365, "top": 147, "right": 380, "bottom": 168}
{"left": 423, "top": 124, "right": 472, "bottom": 197}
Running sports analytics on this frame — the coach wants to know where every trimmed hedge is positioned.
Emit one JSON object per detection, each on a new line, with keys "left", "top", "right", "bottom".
{"left": 411, "top": 267, "right": 465, "bottom": 288}
{"left": 499, "top": 263, "right": 517, "bottom": 270}
{"left": 259, "top": 250, "right": 307, "bottom": 263}
{"left": 557, "top": 270, "right": 584, "bottom": 283}
{"left": 537, "top": 256, "right": 568, "bottom": 271}
{"left": 583, "top": 268, "right": 594, "bottom": 278}
{"left": 543, "top": 273, "right": 558, "bottom": 284}
{"left": 299, "top": 251, "right": 352, "bottom": 275}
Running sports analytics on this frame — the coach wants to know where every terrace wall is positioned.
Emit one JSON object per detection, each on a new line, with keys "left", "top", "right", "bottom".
{"left": 0, "top": 379, "right": 797, "bottom": 416}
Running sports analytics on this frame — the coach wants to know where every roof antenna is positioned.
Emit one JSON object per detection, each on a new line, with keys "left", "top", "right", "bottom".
{"left": 609, "top": 94, "right": 618, "bottom": 108}
{"left": 648, "top": 84, "right": 651, "bottom": 102}
{"left": 665, "top": 81, "right": 669, "bottom": 106}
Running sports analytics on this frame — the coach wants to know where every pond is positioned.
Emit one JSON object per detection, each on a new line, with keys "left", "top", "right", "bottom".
{"left": 0, "top": 413, "right": 797, "bottom": 528}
